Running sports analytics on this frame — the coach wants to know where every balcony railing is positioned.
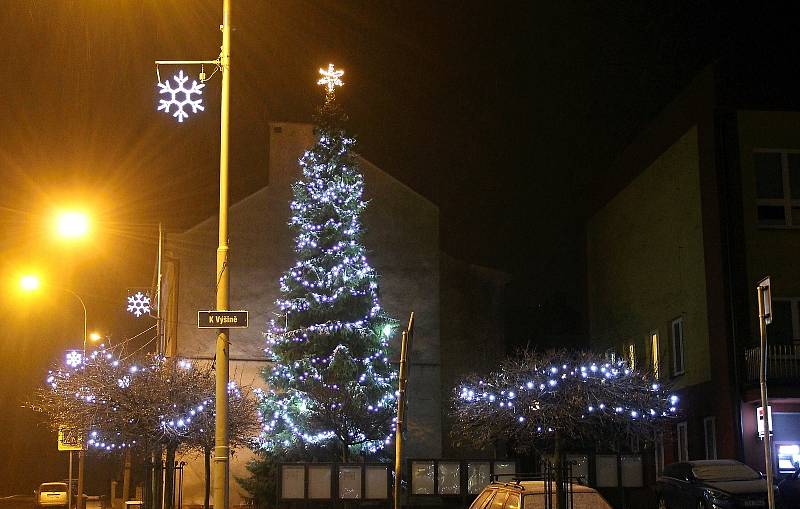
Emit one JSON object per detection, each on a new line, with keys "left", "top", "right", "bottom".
{"left": 744, "top": 344, "right": 800, "bottom": 383}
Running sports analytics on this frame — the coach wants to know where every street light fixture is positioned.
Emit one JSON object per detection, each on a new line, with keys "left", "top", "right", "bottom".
{"left": 20, "top": 274, "right": 41, "bottom": 291}
{"left": 55, "top": 211, "right": 90, "bottom": 239}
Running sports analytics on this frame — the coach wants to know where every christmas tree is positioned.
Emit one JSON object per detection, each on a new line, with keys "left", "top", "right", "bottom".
{"left": 258, "top": 65, "right": 397, "bottom": 460}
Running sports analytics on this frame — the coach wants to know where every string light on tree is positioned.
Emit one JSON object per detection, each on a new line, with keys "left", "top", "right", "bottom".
{"left": 451, "top": 350, "right": 680, "bottom": 454}
{"left": 257, "top": 64, "right": 397, "bottom": 460}
{"left": 31, "top": 347, "right": 258, "bottom": 455}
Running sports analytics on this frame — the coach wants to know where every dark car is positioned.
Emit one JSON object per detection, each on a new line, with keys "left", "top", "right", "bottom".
{"left": 654, "top": 459, "right": 774, "bottom": 508}
{"left": 778, "top": 466, "right": 800, "bottom": 504}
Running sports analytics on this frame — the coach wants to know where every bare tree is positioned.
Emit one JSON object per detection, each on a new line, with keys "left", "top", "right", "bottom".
{"left": 29, "top": 350, "right": 258, "bottom": 509}
{"left": 450, "top": 350, "right": 679, "bottom": 509}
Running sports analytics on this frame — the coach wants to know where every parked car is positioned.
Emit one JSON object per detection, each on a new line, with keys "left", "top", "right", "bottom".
{"left": 778, "top": 466, "right": 800, "bottom": 504}
{"left": 468, "top": 479, "right": 613, "bottom": 509}
{"left": 34, "top": 483, "right": 68, "bottom": 508}
{"left": 655, "top": 459, "right": 775, "bottom": 508}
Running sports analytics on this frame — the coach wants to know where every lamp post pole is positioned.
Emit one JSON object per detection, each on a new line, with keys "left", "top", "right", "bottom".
{"left": 758, "top": 280, "right": 775, "bottom": 509}
{"left": 61, "top": 288, "right": 87, "bottom": 509}
{"left": 153, "top": 3, "right": 232, "bottom": 506}
{"left": 213, "top": 2, "right": 232, "bottom": 509}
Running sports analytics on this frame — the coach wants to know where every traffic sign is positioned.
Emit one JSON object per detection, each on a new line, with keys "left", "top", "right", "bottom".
{"left": 58, "top": 427, "right": 83, "bottom": 451}
{"left": 198, "top": 310, "right": 248, "bottom": 328}
{"left": 758, "top": 277, "right": 772, "bottom": 324}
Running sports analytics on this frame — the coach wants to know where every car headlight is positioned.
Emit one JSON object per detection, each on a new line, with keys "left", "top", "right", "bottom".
{"left": 707, "top": 488, "right": 731, "bottom": 502}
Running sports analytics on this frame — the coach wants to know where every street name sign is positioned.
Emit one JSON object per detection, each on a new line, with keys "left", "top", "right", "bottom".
{"left": 198, "top": 310, "right": 249, "bottom": 328}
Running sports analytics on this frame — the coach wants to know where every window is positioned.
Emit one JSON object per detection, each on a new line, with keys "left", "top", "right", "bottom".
{"left": 469, "top": 489, "right": 496, "bottom": 509}
{"left": 677, "top": 421, "right": 689, "bottom": 462}
{"left": 650, "top": 331, "right": 660, "bottom": 379}
{"left": 502, "top": 493, "right": 520, "bottom": 509}
{"left": 671, "top": 318, "right": 685, "bottom": 376}
{"left": 754, "top": 150, "right": 800, "bottom": 227}
{"left": 704, "top": 417, "right": 717, "bottom": 460}
{"left": 489, "top": 491, "right": 508, "bottom": 509}
{"left": 771, "top": 298, "right": 800, "bottom": 344}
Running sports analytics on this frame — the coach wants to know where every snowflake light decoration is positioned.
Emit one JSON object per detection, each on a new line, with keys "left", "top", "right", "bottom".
{"left": 127, "top": 291, "right": 151, "bottom": 318}
{"left": 157, "top": 70, "right": 205, "bottom": 123}
{"left": 65, "top": 350, "right": 83, "bottom": 368}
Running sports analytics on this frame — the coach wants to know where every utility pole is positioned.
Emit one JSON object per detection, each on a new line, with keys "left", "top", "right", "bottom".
{"left": 394, "top": 312, "right": 414, "bottom": 509}
{"left": 757, "top": 277, "right": 775, "bottom": 509}
{"left": 214, "top": 3, "right": 232, "bottom": 509}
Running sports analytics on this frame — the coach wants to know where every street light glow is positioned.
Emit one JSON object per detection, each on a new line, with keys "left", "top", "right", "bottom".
{"left": 20, "top": 274, "right": 41, "bottom": 292}
{"left": 56, "top": 211, "right": 90, "bottom": 239}
{"left": 89, "top": 332, "right": 102, "bottom": 342}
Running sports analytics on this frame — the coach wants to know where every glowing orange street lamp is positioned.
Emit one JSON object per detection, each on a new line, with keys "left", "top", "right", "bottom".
{"left": 20, "top": 274, "right": 41, "bottom": 292}
{"left": 55, "top": 211, "right": 90, "bottom": 239}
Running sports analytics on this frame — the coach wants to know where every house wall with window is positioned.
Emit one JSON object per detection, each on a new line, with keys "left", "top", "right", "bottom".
{"left": 738, "top": 111, "right": 800, "bottom": 345}
{"left": 585, "top": 69, "right": 742, "bottom": 464}
{"left": 587, "top": 125, "right": 710, "bottom": 390}
{"left": 586, "top": 65, "right": 800, "bottom": 478}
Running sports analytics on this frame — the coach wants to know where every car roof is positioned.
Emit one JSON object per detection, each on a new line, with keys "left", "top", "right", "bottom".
{"left": 684, "top": 460, "right": 745, "bottom": 467}
{"left": 490, "top": 481, "right": 598, "bottom": 494}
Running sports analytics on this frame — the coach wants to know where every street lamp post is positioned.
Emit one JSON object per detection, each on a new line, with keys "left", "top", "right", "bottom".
{"left": 63, "top": 288, "right": 87, "bottom": 509}
{"left": 21, "top": 277, "right": 89, "bottom": 509}
{"left": 154, "top": 2, "right": 233, "bottom": 507}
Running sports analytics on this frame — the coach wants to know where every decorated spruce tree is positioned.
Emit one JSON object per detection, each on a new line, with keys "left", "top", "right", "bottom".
{"left": 258, "top": 65, "right": 397, "bottom": 460}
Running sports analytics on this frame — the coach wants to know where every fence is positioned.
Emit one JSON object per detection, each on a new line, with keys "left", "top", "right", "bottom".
{"left": 276, "top": 456, "right": 644, "bottom": 509}
{"left": 745, "top": 344, "right": 800, "bottom": 382}
{"left": 142, "top": 460, "right": 186, "bottom": 509}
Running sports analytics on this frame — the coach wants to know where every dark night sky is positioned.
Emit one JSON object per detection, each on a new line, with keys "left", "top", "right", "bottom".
{"left": 0, "top": 0, "right": 791, "bottom": 495}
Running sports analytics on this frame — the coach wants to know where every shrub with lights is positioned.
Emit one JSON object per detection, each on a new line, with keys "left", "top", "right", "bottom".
{"left": 452, "top": 349, "right": 678, "bottom": 449}
{"left": 29, "top": 346, "right": 258, "bottom": 509}
{"left": 451, "top": 350, "right": 678, "bottom": 509}
{"left": 257, "top": 65, "right": 398, "bottom": 461}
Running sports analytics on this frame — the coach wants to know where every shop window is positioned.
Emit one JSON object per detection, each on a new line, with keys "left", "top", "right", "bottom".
{"left": 754, "top": 150, "right": 800, "bottom": 227}
{"left": 677, "top": 421, "right": 689, "bottom": 462}
{"left": 704, "top": 417, "right": 717, "bottom": 460}
{"left": 671, "top": 318, "right": 685, "bottom": 376}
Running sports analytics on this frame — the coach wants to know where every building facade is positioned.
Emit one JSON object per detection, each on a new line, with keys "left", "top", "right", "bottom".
{"left": 160, "top": 122, "right": 505, "bottom": 506}
{"left": 586, "top": 66, "right": 800, "bottom": 476}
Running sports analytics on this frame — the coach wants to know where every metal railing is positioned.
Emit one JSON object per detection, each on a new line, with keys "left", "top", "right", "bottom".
{"left": 744, "top": 344, "right": 800, "bottom": 382}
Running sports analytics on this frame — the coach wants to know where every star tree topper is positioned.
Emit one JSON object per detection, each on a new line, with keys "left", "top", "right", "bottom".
{"left": 317, "top": 63, "right": 344, "bottom": 94}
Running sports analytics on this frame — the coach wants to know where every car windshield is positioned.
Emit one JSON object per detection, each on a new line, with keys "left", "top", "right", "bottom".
{"left": 692, "top": 464, "right": 761, "bottom": 481}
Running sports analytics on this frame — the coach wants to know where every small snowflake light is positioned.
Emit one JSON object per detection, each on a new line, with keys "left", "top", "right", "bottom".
{"left": 65, "top": 350, "right": 83, "bottom": 368}
{"left": 317, "top": 63, "right": 344, "bottom": 94}
{"left": 127, "top": 291, "right": 151, "bottom": 318}
{"left": 157, "top": 70, "right": 205, "bottom": 123}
